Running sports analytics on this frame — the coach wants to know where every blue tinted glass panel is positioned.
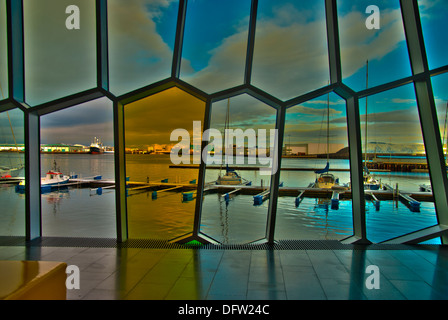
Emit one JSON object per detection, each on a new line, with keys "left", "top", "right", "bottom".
{"left": 338, "top": 0, "right": 411, "bottom": 91}
{"left": 108, "top": 0, "right": 179, "bottom": 95}
{"left": 418, "top": 0, "right": 448, "bottom": 70}
{"left": 276, "top": 93, "right": 353, "bottom": 240}
{"left": 360, "top": 84, "right": 437, "bottom": 242}
{"left": 180, "top": 0, "right": 251, "bottom": 93}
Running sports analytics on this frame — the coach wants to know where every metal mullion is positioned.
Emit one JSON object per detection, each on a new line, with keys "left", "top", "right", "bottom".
{"left": 265, "top": 105, "right": 285, "bottom": 244}
{"left": 96, "top": 0, "right": 109, "bottom": 91}
{"left": 113, "top": 100, "right": 128, "bottom": 242}
{"left": 325, "top": 0, "right": 342, "bottom": 85}
{"left": 6, "top": 0, "right": 24, "bottom": 104}
{"left": 401, "top": 0, "right": 448, "bottom": 243}
{"left": 171, "top": 0, "right": 187, "bottom": 79}
{"left": 244, "top": 0, "right": 258, "bottom": 85}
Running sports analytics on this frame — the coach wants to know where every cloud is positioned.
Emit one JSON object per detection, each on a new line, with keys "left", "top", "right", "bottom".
{"left": 108, "top": 0, "right": 177, "bottom": 95}
{"left": 40, "top": 98, "right": 114, "bottom": 145}
{"left": 339, "top": 8, "right": 407, "bottom": 79}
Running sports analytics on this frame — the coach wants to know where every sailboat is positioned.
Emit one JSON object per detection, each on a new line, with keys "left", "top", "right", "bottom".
{"left": 0, "top": 112, "right": 24, "bottom": 179}
{"left": 314, "top": 91, "right": 339, "bottom": 189}
{"left": 363, "top": 60, "right": 381, "bottom": 190}
{"left": 215, "top": 99, "right": 247, "bottom": 185}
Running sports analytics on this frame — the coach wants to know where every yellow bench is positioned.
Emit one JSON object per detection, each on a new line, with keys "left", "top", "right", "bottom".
{"left": 0, "top": 261, "right": 67, "bottom": 300}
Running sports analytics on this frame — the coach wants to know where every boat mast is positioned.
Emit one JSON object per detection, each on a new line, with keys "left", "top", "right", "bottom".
{"left": 326, "top": 91, "right": 330, "bottom": 164}
{"left": 443, "top": 101, "right": 448, "bottom": 165}
{"left": 364, "top": 60, "right": 369, "bottom": 165}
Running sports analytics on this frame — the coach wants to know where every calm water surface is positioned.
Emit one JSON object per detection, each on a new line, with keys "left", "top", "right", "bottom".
{"left": 0, "top": 153, "right": 440, "bottom": 244}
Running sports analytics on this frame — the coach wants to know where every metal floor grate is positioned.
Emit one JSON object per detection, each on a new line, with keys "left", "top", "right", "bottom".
{"left": 0, "top": 236, "right": 441, "bottom": 251}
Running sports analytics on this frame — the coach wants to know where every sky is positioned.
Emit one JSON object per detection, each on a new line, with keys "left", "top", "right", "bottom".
{"left": 1, "top": 0, "right": 448, "bottom": 151}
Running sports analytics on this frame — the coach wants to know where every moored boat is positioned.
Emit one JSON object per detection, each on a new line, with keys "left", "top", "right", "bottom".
{"left": 16, "top": 161, "right": 70, "bottom": 192}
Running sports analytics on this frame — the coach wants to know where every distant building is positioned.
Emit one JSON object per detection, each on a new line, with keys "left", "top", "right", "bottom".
{"left": 40, "top": 144, "right": 84, "bottom": 153}
{"left": 283, "top": 143, "right": 345, "bottom": 156}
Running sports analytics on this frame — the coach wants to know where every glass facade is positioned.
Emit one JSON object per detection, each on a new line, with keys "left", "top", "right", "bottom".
{"left": 1, "top": 0, "right": 447, "bottom": 245}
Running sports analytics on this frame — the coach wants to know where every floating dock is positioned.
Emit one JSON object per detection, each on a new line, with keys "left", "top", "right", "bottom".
{"left": 2, "top": 176, "right": 433, "bottom": 211}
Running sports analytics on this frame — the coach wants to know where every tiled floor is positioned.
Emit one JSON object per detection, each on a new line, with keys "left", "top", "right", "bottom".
{"left": 0, "top": 244, "right": 447, "bottom": 300}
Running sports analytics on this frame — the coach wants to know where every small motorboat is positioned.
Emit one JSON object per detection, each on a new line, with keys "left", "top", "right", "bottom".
{"left": 16, "top": 161, "right": 70, "bottom": 192}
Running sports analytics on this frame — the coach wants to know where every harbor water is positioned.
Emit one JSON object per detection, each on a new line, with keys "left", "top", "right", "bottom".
{"left": 0, "top": 153, "right": 440, "bottom": 244}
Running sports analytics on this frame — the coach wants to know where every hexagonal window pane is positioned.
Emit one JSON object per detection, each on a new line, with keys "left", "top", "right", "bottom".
{"left": 108, "top": 0, "right": 179, "bottom": 95}
{"left": 251, "top": 0, "right": 329, "bottom": 101}
{"left": 418, "top": 0, "right": 448, "bottom": 70}
{"left": 0, "top": 0, "right": 7, "bottom": 100}
{"left": 124, "top": 87, "right": 205, "bottom": 240}
{"left": 200, "top": 94, "right": 277, "bottom": 244}
{"left": 180, "top": 0, "right": 251, "bottom": 93}
{"left": 0, "top": 108, "right": 25, "bottom": 236}
{"left": 360, "top": 84, "right": 438, "bottom": 243}
{"left": 338, "top": 0, "right": 412, "bottom": 91}
{"left": 40, "top": 98, "right": 116, "bottom": 238}
{"left": 23, "top": 0, "right": 97, "bottom": 106}
{"left": 275, "top": 93, "right": 353, "bottom": 240}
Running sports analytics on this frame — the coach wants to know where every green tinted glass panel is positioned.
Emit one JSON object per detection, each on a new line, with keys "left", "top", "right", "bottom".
{"left": 0, "top": 109, "right": 25, "bottom": 236}
{"left": 23, "top": 0, "right": 96, "bottom": 106}
{"left": 0, "top": 0, "right": 8, "bottom": 100}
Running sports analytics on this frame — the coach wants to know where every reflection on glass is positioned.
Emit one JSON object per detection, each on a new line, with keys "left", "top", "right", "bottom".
{"left": 124, "top": 87, "right": 205, "bottom": 239}
{"left": 39, "top": 98, "right": 116, "bottom": 238}
{"left": 23, "top": 0, "right": 96, "bottom": 106}
{"left": 0, "top": 109, "right": 25, "bottom": 236}
{"left": 275, "top": 92, "right": 353, "bottom": 240}
{"left": 108, "top": 0, "right": 178, "bottom": 95}
{"left": 200, "top": 94, "right": 276, "bottom": 244}
{"left": 418, "top": 0, "right": 448, "bottom": 70}
{"left": 0, "top": 0, "right": 7, "bottom": 100}
{"left": 360, "top": 84, "right": 438, "bottom": 242}
{"left": 338, "top": 0, "right": 411, "bottom": 91}
{"left": 180, "top": 0, "right": 250, "bottom": 93}
{"left": 252, "top": 0, "right": 329, "bottom": 100}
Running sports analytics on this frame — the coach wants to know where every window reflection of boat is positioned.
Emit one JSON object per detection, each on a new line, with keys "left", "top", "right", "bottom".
{"left": 0, "top": 165, "right": 24, "bottom": 178}
{"left": 0, "top": 110, "right": 24, "bottom": 178}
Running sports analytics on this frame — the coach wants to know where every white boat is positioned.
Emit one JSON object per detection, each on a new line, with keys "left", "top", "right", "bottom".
{"left": 215, "top": 99, "right": 250, "bottom": 186}
{"left": 216, "top": 166, "right": 243, "bottom": 185}
{"left": 16, "top": 161, "right": 70, "bottom": 191}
